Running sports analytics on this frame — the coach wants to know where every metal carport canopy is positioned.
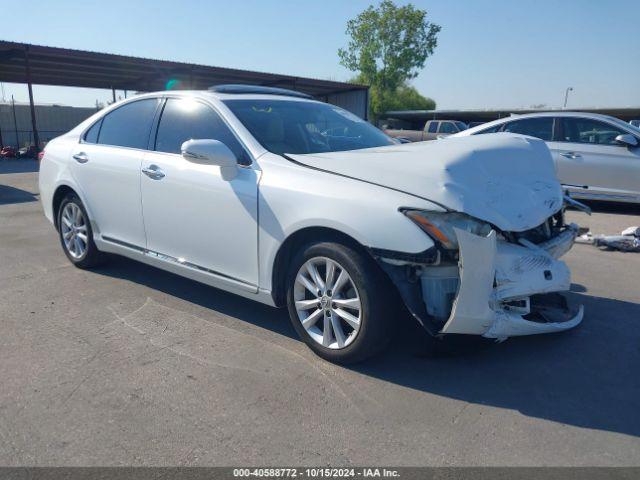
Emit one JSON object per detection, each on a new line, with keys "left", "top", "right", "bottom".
{"left": 0, "top": 41, "right": 367, "bottom": 97}
{"left": 0, "top": 41, "right": 369, "bottom": 149}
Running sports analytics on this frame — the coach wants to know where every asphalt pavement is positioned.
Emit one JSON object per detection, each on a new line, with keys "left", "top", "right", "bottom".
{"left": 1, "top": 160, "right": 639, "bottom": 466}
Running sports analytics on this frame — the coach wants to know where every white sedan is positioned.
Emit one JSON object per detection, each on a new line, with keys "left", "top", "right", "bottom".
{"left": 453, "top": 111, "right": 640, "bottom": 203}
{"left": 39, "top": 85, "right": 584, "bottom": 363}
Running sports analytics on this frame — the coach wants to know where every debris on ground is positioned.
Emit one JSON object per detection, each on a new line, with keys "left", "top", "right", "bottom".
{"left": 576, "top": 226, "right": 640, "bottom": 252}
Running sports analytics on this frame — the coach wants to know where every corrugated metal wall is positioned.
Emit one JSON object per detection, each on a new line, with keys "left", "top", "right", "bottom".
{"left": 0, "top": 103, "right": 96, "bottom": 147}
{"left": 322, "top": 89, "right": 369, "bottom": 120}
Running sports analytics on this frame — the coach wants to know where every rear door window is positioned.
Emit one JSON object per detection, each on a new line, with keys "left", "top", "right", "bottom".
{"left": 97, "top": 98, "right": 159, "bottom": 149}
{"left": 427, "top": 122, "right": 439, "bottom": 133}
{"left": 83, "top": 120, "right": 101, "bottom": 143}
{"left": 502, "top": 117, "right": 554, "bottom": 141}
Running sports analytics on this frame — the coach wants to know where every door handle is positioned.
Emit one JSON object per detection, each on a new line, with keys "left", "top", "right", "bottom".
{"left": 142, "top": 164, "right": 165, "bottom": 180}
{"left": 72, "top": 152, "right": 89, "bottom": 163}
{"left": 560, "top": 151, "right": 582, "bottom": 159}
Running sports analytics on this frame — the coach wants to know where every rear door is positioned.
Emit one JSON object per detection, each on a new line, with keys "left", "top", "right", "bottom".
{"left": 556, "top": 117, "right": 640, "bottom": 200}
{"left": 70, "top": 98, "right": 160, "bottom": 248}
{"left": 140, "top": 97, "right": 260, "bottom": 288}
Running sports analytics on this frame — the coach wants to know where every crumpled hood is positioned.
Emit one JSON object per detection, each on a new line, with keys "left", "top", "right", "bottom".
{"left": 286, "top": 133, "right": 563, "bottom": 232}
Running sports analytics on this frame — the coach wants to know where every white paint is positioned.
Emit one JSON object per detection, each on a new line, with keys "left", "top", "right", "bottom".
{"left": 140, "top": 150, "right": 261, "bottom": 287}
{"left": 440, "top": 229, "right": 497, "bottom": 335}
{"left": 287, "top": 133, "right": 563, "bottom": 232}
{"left": 39, "top": 90, "right": 583, "bottom": 344}
{"left": 439, "top": 227, "right": 582, "bottom": 338}
{"left": 483, "top": 306, "right": 584, "bottom": 340}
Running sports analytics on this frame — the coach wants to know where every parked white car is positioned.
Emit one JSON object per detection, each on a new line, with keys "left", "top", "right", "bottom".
{"left": 39, "top": 86, "right": 584, "bottom": 363}
{"left": 453, "top": 112, "right": 640, "bottom": 203}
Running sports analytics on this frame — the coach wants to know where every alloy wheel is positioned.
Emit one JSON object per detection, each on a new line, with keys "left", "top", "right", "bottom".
{"left": 60, "top": 202, "right": 88, "bottom": 259}
{"left": 293, "top": 256, "right": 362, "bottom": 349}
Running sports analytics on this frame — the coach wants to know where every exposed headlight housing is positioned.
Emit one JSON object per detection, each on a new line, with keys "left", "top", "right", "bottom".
{"left": 402, "top": 210, "right": 492, "bottom": 250}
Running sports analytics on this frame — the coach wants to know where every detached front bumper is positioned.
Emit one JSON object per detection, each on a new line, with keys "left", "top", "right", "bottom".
{"left": 435, "top": 223, "right": 583, "bottom": 340}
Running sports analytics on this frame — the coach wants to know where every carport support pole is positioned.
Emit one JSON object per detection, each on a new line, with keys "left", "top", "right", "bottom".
{"left": 24, "top": 47, "right": 40, "bottom": 152}
{"left": 11, "top": 95, "right": 19, "bottom": 148}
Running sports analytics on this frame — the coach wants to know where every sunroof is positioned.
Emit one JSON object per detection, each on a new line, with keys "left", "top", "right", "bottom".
{"left": 208, "top": 84, "right": 312, "bottom": 99}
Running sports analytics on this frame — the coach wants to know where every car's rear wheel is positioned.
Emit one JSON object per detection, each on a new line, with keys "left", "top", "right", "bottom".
{"left": 57, "top": 193, "right": 104, "bottom": 268}
{"left": 286, "top": 241, "right": 392, "bottom": 364}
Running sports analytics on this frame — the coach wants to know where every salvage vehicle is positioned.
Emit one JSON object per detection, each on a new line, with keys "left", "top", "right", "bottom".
{"left": 39, "top": 85, "right": 584, "bottom": 363}
{"left": 453, "top": 112, "right": 640, "bottom": 204}
{"left": 385, "top": 119, "right": 467, "bottom": 142}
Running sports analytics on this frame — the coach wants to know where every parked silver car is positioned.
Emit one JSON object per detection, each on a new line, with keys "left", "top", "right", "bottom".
{"left": 453, "top": 112, "right": 640, "bottom": 203}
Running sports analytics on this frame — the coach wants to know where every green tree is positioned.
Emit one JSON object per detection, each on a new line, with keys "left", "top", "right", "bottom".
{"left": 339, "top": 0, "right": 440, "bottom": 120}
{"left": 386, "top": 83, "right": 436, "bottom": 111}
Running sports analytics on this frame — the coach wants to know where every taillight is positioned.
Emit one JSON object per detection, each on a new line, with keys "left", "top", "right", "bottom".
{"left": 38, "top": 150, "right": 45, "bottom": 161}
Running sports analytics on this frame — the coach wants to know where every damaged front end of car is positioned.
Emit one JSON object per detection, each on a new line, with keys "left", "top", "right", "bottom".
{"left": 372, "top": 201, "right": 585, "bottom": 340}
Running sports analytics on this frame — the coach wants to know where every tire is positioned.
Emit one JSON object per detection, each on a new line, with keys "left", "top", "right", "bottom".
{"left": 57, "top": 193, "right": 105, "bottom": 269}
{"left": 286, "top": 241, "right": 393, "bottom": 364}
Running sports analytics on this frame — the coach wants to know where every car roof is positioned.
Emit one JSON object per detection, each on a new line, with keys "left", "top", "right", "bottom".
{"left": 124, "top": 89, "right": 321, "bottom": 104}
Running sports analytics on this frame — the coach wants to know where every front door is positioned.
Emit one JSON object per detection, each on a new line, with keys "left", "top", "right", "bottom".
{"left": 140, "top": 97, "right": 260, "bottom": 288}
{"left": 555, "top": 117, "right": 640, "bottom": 201}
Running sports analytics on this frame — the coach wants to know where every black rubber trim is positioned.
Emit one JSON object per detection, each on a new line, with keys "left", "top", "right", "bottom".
{"left": 369, "top": 246, "right": 439, "bottom": 264}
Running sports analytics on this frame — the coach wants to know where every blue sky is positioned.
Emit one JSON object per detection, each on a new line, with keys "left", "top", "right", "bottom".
{"left": 2, "top": 0, "right": 639, "bottom": 110}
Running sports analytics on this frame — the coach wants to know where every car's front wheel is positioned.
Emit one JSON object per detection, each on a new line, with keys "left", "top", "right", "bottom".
{"left": 57, "top": 193, "right": 104, "bottom": 268}
{"left": 286, "top": 241, "right": 392, "bottom": 364}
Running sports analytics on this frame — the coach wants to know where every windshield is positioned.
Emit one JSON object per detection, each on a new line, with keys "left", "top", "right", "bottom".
{"left": 455, "top": 121, "right": 468, "bottom": 131}
{"left": 223, "top": 99, "right": 395, "bottom": 155}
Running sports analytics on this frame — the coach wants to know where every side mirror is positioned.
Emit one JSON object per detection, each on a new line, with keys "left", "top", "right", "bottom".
{"left": 614, "top": 134, "right": 638, "bottom": 148}
{"left": 181, "top": 139, "right": 238, "bottom": 181}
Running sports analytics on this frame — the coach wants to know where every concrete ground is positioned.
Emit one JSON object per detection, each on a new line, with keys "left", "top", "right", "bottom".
{"left": 0, "top": 159, "right": 639, "bottom": 466}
